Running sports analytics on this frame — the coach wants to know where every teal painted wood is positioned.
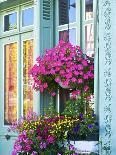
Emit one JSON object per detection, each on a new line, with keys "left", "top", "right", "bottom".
{"left": 0, "top": 137, "right": 17, "bottom": 155}
{"left": 99, "top": 0, "right": 116, "bottom": 154}
{"left": 40, "top": 0, "right": 54, "bottom": 114}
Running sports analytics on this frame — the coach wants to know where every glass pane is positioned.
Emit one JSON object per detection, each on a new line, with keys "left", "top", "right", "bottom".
{"left": 4, "top": 43, "right": 17, "bottom": 125}
{"left": 59, "top": 0, "right": 76, "bottom": 25}
{"left": 85, "top": 0, "right": 93, "bottom": 20}
{"left": 85, "top": 24, "right": 94, "bottom": 57}
{"left": 59, "top": 28, "right": 76, "bottom": 45}
{"left": 22, "top": 7, "right": 34, "bottom": 27}
{"left": 4, "top": 12, "right": 17, "bottom": 31}
{"left": 69, "top": 0, "right": 76, "bottom": 23}
{"left": 23, "top": 40, "right": 34, "bottom": 116}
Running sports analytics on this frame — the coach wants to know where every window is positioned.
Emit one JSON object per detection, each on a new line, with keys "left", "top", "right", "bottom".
{"left": 56, "top": 0, "right": 95, "bottom": 112}
{"left": 0, "top": 4, "right": 34, "bottom": 125}
{"left": 58, "top": 0, "right": 77, "bottom": 46}
{"left": 83, "top": 0, "right": 94, "bottom": 57}
{"left": 4, "top": 42, "right": 18, "bottom": 125}
{"left": 59, "top": 0, "right": 76, "bottom": 25}
{"left": 85, "top": 0, "right": 93, "bottom": 20}
{"left": 22, "top": 7, "right": 34, "bottom": 27}
{"left": 85, "top": 24, "right": 94, "bottom": 57}
{"left": 59, "top": 28, "right": 76, "bottom": 45}
{"left": 4, "top": 12, "right": 17, "bottom": 31}
{"left": 23, "top": 39, "right": 34, "bottom": 116}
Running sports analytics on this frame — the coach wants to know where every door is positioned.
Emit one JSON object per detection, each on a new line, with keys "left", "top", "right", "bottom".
{"left": 0, "top": 36, "right": 20, "bottom": 155}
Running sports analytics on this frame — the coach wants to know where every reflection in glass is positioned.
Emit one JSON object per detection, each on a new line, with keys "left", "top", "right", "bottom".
{"left": 85, "top": 24, "right": 94, "bottom": 57}
{"left": 4, "top": 43, "right": 17, "bottom": 125}
{"left": 4, "top": 12, "right": 17, "bottom": 31}
{"left": 85, "top": 0, "right": 93, "bottom": 20}
{"left": 59, "top": 0, "right": 76, "bottom": 25}
{"left": 59, "top": 28, "right": 76, "bottom": 45}
{"left": 69, "top": 0, "right": 76, "bottom": 23}
{"left": 22, "top": 7, "right": 34, "bottom": 27}
{"left": 23, "top": 40, "right": 33, "bottom": 116}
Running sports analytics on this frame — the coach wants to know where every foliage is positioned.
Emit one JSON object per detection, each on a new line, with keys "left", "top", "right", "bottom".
{"left": 62, "top": 97, "right": 98, "bottom": 140}
{"left": 30, "top": 41, "right": 94, "bottom": 97}
{"left": 11, "top": 41, "right": 96, "bottom": 154}
{"left": 11, "top": 112, "right": 78, "bottom": 155}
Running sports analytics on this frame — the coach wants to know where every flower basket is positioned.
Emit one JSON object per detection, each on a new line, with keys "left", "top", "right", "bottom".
{"left": 29, "top": 41, "right": 94, "bottom": 98}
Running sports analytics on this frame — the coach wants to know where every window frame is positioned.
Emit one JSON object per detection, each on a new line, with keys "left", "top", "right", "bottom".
{"left": 55, "top": 0, "right": 81, "bottom": 46}
{"left": 21, "top": 5, "right": 34, "bottom": 30}
{"left": 82, "top": 0, "right": 94, "bottom": 55}
{"left": 3, "top": 9, "right": 19, "bottom": 34}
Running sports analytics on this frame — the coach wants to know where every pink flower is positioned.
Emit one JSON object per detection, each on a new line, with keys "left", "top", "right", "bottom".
{"left": 40, "top": 142, "right": 46, "bottom": 149}
{"left": 66, "top": 73, "right": 72, "bottom": 79}
{"left": 74, "top": 71, "right": 79, "bottom": 75}
{"left": 77, "top": 78, "right": 83, "bottom": 84}
{"left": 47, "top": 135, "right": 55, "bottom": 144}
{"left": 62, "top": 80, "right": 69, "bottom": 86}
{"left": 71, "top": 77, "right": 77, "bottom": 82}
{"left": 72, "top": 90, "right": 81, "bottom": 96}
{"left": 90, "top": 65, "right": 94, "bottom": 70}
{"left": 83, "top": 74, "right": 89, "bottom": 79}
{"left": 84, "top": 85, "right": 89, "bottom": 92}
{"left": 60, "top": 70, "right": 65, "bottom": 75}
{"left": 43, "top": 83, "right": 48, "bottom": 89}
{"left": 51, "top": 92, "right": 56, "bottom": 96}
{"left": 55, "top": 77, "right": 61, "bottom": 83}
{"left": 79, "top": 71, "right": 84, "bottom": 75}
{"left": 77, "top": 64, "right": 83, "bottom": 70}
{"left": 50, "top": 69, "right": 55, "bottom": 74}
{"left": 82, "top": 60, "right": 88, "bottom": 66}
{"left": 12, "top": 150, "right": 17, "bottom": 155}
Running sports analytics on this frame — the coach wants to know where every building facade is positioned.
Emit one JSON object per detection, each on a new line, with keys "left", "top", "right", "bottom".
{"left": 0, "top": 0, "right": 116, "bottom": 154}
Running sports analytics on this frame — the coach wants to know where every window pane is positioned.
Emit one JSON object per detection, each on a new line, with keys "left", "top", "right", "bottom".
{"left": 23, "top": 40, "right": 34, "bottom": 116}
{"left": 4, "top": 43, "right": 17, "bottom": 125}
{"left": 4, "top": 12, "right": 17, "bottom": 31}
{"left": 85, "top": 24, "right": 94, "bottom": 57}
{"left": 59, "top": 0, "right": 76, "bottom": 25}
{"left": 59, "top": 28, "right": 76, "bottom": 45}
{"left": 85, "top": 0, "right": 93, "bottom": 20}
{"left": 22, "top": 7, "right": 34, "bottom": 27}
{"left": 69, "top": 0, "right": 76, "bottom": 23}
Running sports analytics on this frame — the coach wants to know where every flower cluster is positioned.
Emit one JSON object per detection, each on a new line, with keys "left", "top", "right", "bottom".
{"left": 11, "top": 112, "right": 79, "bottom": 155}
{"left": 30, "top": 41, "right": 94, "bottom": 97}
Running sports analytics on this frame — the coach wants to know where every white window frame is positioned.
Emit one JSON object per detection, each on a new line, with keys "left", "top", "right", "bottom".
{"left": 21, "top": 5, "right": 34, "bottom": 31}
{"left": 3, "top": 9, "right": 19, "bottom": 34}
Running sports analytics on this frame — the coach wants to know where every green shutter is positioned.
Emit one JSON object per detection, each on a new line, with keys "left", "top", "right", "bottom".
{"left": 40, "top": 0, "right": 54, "bottom": 114}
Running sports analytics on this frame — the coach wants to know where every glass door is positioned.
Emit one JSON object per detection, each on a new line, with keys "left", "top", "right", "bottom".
{"left": 0, "top": 35, "right": 20, "bottom": 134}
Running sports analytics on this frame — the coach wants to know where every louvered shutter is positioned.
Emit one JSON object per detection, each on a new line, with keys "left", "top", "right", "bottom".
{"left": 59, "top": 0, "right": 69, "bottom": 25}
{"left": 40, "top": 0, "right": 54, "bottom": 113}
